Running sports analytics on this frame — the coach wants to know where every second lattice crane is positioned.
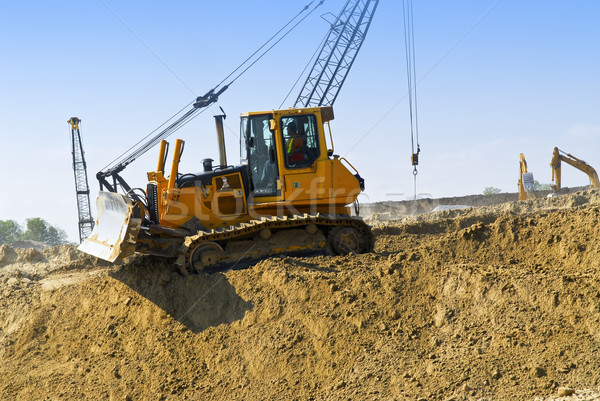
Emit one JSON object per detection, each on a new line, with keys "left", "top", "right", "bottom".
{"left": 68, "top": 117, "right": 94, "bottom": 243}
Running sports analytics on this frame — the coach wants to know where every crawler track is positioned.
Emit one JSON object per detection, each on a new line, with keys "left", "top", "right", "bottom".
{"left": 176, "top": 214, "right": 374, "bottom": 273}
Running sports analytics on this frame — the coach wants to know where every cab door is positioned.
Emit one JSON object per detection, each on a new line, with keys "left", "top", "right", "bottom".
{"left": 242, "top": 114, "right": 280, "bottom": 197}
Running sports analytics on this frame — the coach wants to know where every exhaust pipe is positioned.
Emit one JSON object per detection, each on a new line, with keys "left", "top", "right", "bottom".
{"left": 214, "top": 112, "right": 227, "bottom": 168}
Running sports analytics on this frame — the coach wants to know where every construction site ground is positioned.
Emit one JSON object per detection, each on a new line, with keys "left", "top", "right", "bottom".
{"left": 1, "top": 188, "right": 599, "bottom": 401}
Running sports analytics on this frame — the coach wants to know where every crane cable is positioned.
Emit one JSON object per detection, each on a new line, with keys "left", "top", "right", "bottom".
{"left": 219, "top": 0, "right": 325, "bottom": 90}
{"left": 279, "top": 29, "right": 328, "bottom": 109}
{"left": 101, "top": 0, "right": 325, "bottom": 172}
{"left": 403, "top": 0, "right": 420, "bottom": 200}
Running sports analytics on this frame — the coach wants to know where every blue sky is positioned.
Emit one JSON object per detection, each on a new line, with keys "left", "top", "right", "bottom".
{"left": 1, "top": 1, "right": 598, "bottom": 242}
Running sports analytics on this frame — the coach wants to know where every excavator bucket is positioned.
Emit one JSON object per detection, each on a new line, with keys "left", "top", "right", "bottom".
{"left": 522, "top": 172, "right": 535, "bottom": 192}
{"left": 78, "top": 191, "right": 142, "bottom": 262}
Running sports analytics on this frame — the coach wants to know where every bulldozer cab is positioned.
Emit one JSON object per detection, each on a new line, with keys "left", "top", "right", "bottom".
{"left": 241, "top": 108, "right": 325, "bottom": 199}
{"left": 241, "top": 106, "right": 362, "bottom": 213}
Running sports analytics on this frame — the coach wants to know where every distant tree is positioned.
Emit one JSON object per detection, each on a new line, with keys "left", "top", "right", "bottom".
{"left": 534, "top": 180, "right": 553, "bottom": 191}
{"left": 21, "top": 218, "right": 68, "bottom": 246}
{"left": 483, "top": 187, "right": 502, "bottom": 195}
{"left": 0, "top": 220, "right": 23, "bottom": 245}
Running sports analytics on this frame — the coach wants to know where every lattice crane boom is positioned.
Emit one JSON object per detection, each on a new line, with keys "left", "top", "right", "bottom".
{"left": 68, "top": 117, "right": 94, "bottom": 242}
{"left": 294, "top": 0, "right": 379, "bottom": 108}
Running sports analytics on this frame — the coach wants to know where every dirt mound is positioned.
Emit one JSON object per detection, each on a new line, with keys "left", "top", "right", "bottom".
{"left": 1, "top": 189, "right": 600, "bottom": 400}
{"left": 362, "top": 186, "right": 590, "bottom": 222}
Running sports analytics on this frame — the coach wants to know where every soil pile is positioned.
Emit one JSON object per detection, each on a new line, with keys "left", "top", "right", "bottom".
{"left": 362, "top": 186, "right": 588, "bottom": 222}
{"left": 1, "top": 189, "right": 599, "bottom": 400}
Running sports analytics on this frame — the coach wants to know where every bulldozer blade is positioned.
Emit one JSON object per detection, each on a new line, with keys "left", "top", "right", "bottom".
{"left": 78, "top": 191, "right": 142, "bottom": 262}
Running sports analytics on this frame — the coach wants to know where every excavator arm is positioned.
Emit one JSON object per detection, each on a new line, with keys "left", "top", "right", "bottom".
{"left": 550, "top": 147, "right": 599, "bottom": 192}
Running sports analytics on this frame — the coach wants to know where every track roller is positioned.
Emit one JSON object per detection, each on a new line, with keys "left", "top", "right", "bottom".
{"left": 188, "top": 242, "right": 223, "bottom": 273}
{"left": 326, "top": 226, "right": 367, "bottom": 255}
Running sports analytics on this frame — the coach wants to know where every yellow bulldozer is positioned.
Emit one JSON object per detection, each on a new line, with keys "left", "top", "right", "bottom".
{"left": 76, "top": 0, "right": 382, "bottom": 273}
{"left": 79, "top": 106, "right": 373, "bottom": 273}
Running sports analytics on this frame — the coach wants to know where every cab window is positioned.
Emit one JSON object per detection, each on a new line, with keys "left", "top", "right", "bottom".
{"left": 242, "top": 114, "right": 279, "bottom": 196}
{"left": 281, "top": 114, "right": 319, "bottom": 169}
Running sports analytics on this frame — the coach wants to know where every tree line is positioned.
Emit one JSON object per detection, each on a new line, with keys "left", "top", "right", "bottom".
{"left": 483, "top": 181, "right": 553, "bottom": 195}
{"left": 0, "top": 218, "right": 69, "bottom": 246}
